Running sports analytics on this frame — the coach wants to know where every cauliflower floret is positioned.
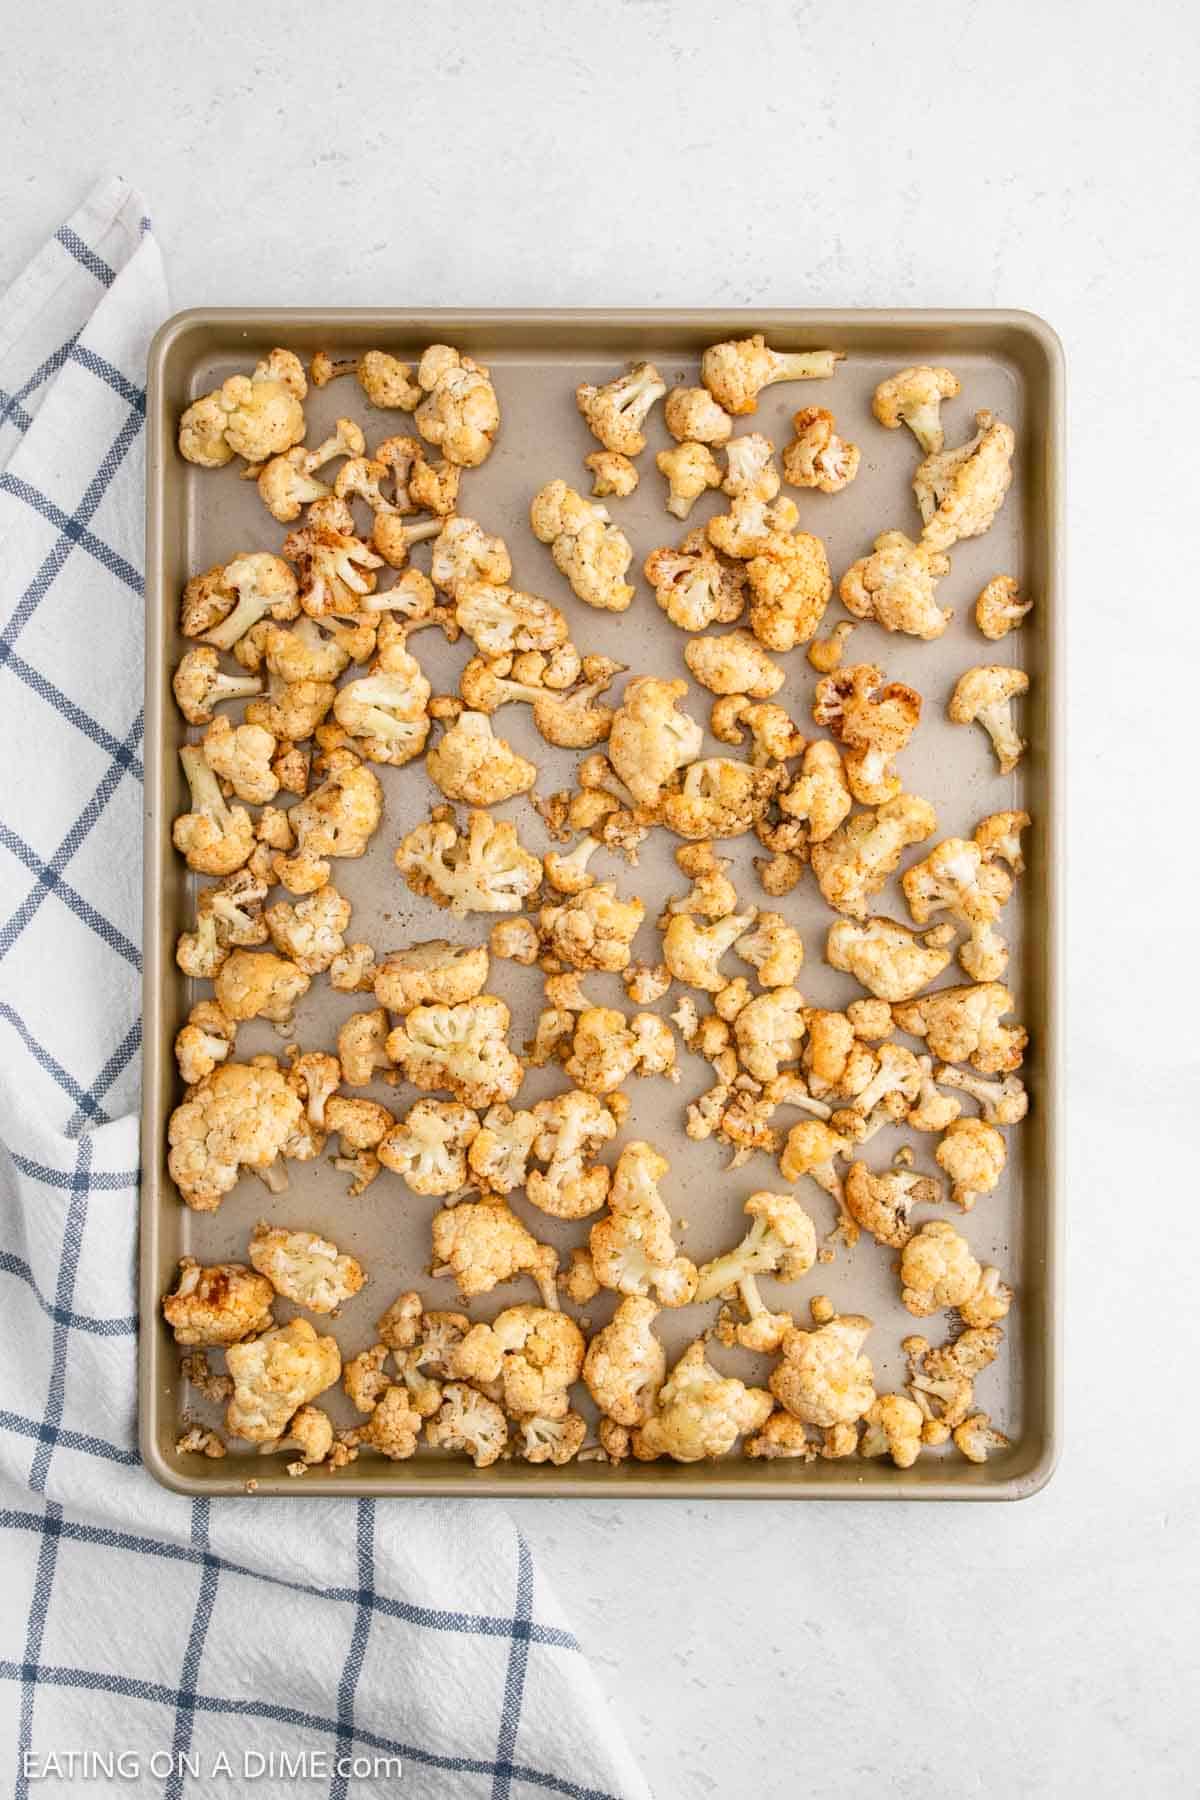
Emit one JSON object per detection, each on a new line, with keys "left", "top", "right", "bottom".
{"left": 526, "top": 1089, "right": 618, "bottom": 1219}
{"left": 807, "top": 619, "right": 857, "bottom": 675}
{"left": 732, "top": 988, "right": 807, "bottom": 1084}
{"left": 658, "top": 759, "right": 776, "bottom": 841}
{"left": 633, "top": 1340, "right": 772, "bottom": 1462}
{"left": 235, "top": 615, "right": 351, "bottom": 686}
{"left": 974, "top": 809, "right": 1031, "bottom": 875}
{"left": 262, "top": 1404, "right": 336, "bottom": 1472}
{"left": 311, "top": 348, "right": 422, "bottom": 409}
{"left": 825, "top": 916, "right": 955, "bottom": 1002}
{"left": 224, "top": 1316, "right": 340, "bottom": 1444}
{"left": 342, "top": 1386, "right": 423, "bottom": 1461}
{"left": 744, "top": 1413, "right": 817, "bottom": 1460}
{"left": 608, "top": 677, "right": 704, "bottom": 810}
{"left": 576, "top": 360, "right": 666, "bottom": 456}
{"left": 735, "top": 913, "right": 804, "bottom": 988}
{"left": 466, "top": 1104, "right": 539, "bottom": 1195}
{"left": 700, "top": 335, "right": 843, "bottom": 415}
{"left": 777, "top": 739, "right": 853, "bottom": 844}
{"left": 935, "top": 1116, "right": 1007, "bottom": 1211}
{"left": 540, "top": 882, "right": 645, "bottom": 974}
{"left": 281, "top": 510, "right": 386, "bottom": 610}
{"left": 589, "top": 1142, "right": 697, "bottom": 1307}
{"left": 248, "top": 1223, "right": 365, "bottom": 1315}
{"left": 426, "top": 711, "right": 537, "bottom": 806}
{"left": 839, "top": 530, "right": 953, "bottom": 640}
{"left": 871, "top": 366, "right": 960, "bottom": 454}
{"left": 952, "top": 1411, "right": 1011, "bottom": 1462}
{"left": 915, "top": 409, "right": 1016, "bottom": 551}
{"left": 425, "top": 1382, "right": 508, "bottom": 1466}
{"left": 810, "top": 793, "right": 937, "bottom": 918}
{"left": 377, "top": 1099, "right": 480, "bottom": 1195}
{"left": 373, "top": 939, "right": 491, "bottom": 1011}
{"left": 174, "top": 1001, "right": 236, "bottom": 1085}
{"left": 623, "top": 963, "right": 671, "bottom": 1005}
{"left": 900, "top": 1220, "right": 982, "bottom": 1316}
{"left": 386, "top": 996, "right": 522, "bottom": 1108}
{"left": 656, "top": 441, "right": 722, "bottom": 520}
{"left": 903, "top": 836, "right": 1014, "bottom": 981}
{"left": 711, "top": 697, "right": 806, "bottom": 766}
{"left": 413, "top": 344, "right": 499, "bottom": 466}
{"left": 431, "top": 1198, "right": 559, "bottom": 1308}
{"left": 566, "top": 1007, "right": 676, "bottom": 1095}
{"left": 173, "top": 746, "right": 254, "bottom": 876}
{"left": 892, "top": 982, "right": 1027, "bottom": 1074}
{"left": 769, "top": 1306, "right": 875, "bottom": 1428}
{"left": 285, "top": 756, "right": 383, "bottom": 864}
{"left": 976, "top": 575, "right": 1034, "bottom": 641}
{"left": 781, "top": 407, "right": 860, "bottom": 493}
{"left": 958, "top": 1266, "right": 1014, "bottom": 1330}
{"left": 172, "top": 647, "right": 263, "bottom": 726}
{"left": 256, "top": 417, "right": 364, "bottom": 521}
{"left": 518, "top": 1411, "right": 588, "bottom": 1465}
{"left": 902, "top": 1327, "right": 1002, "bottom": 1439}
{"left": 337, "top": 1007, "right": 395, "bottom": 1087}
{"left": 721, "top": 433, "right": 780, "bottom": 502}
{"left": 683, "top": 629, "right": 784, "bottom": 698}
{"left": 459, "top": 652, "right": 619, "bottom": 749}
{"left": 430, "top": 516, "right": 512, "bottom": 600}
{"left": 934, "top": 1063, "right": 1028, "bottom": 1126}
{"left": 665, "top": 386, "right": 733, "bottom": 445}
{"left": 843, "top": 1161, "right": 940, "bottom": 1249}
{"left": 378, "top": 1299, "right": 471, "bottom": 1418}
{"left": 327, "top": 1094, "right": 394, "bottom": 1195}
{"left": 175, "top": 1425, "right": 227, "bottom": 1460}
{"left": 168, "top": 1062, "right": 302, "bottom": 1212}
{"left": 452, "top": 1305, "right": 585, "bottom": 1420}
{"left": 454, "top": 581, "right": 569, "bottom": 660}
{"left": 582, "top": 1296, "right": 665, "bottom": 1427}
{"left": 948, "top": 665, "right": 1029, "bottom": 774}
{"left": 529, "top": 480, "right": 634, "bottom": 612}
{"left": 395, "top": 809, "right": 542, "bottom": 916}
{"left": 584, "top": 450, "right": 639, "bottom": 497}
{"left": 813, "top": 663, "right": 922, "bottom": 806}
{"left": 745, "top": 530, "right": 832, "bottom": 651}
{"left": 694, "top": 1192, "right": 817, "bottom": 1353}
{"left": 330, "top": 942, "right": 378, "bottom": 994}
{"left": 488, "top": 919, "right": 540, "bottom": 967}
{"left": 662, "top": 903, "right": 757, "bottom": 995}
{"left": 264, "top": 883, "right": 351, "bottom": 974}
{"left": 179, "top": 350, "right": 307, "bottom": 468}
{"left": 860, "top": 1394, "right": 925, "bottom": 1468}
{"left": 332, "top": 651, "right": 431, "bottom": 769}
{"left": 175, "top": 868, "right": 269, "bottom": 981}
{"left": 213, "top": 949, "right": 309, "bottom": 1028}
{"left": 162, "top": 1258, "right": 275, "bottom": 1346}
{"left": 778, "top": 1119, "right": 851, "bottom": 1217}
{"left": 187, "top": 554, "right": 302, "bottom": 653}
{"left": 200, "top": 715, "right": 278, "bottom": 808}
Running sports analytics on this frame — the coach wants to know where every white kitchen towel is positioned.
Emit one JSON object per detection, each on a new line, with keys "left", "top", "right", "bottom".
{"left": 0, "top": 177, "right": 649, "bottom": 1800}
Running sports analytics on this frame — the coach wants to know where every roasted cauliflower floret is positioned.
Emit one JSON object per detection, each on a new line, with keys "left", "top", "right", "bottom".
{"left": 173, "top": 746, "right": 255, "bottom": 876}
{"left": 385, "top": 996, "right": 522, "bottom": 1108}
{"left": 733, "top": 988, "right": 807, "bottom": 1084}
{"left": 336, "top": 1007, "right": 395, "bottom": 1087}
{"left": 682, "top": 629, "right": 784, "bottom": 699}
{"left": 777, "top": 739, "right": 853, "bottom": 844}
{"left": 525, "top": 1089, "right": 618, "bottom": 1220}
{"left": 395, "top": 809, "right": 542, "bottom": 916}
{"left": 825, "top": 916, "right": 955, "bottom": 1003}
{"left": 583, "top": 1296, "right": 666, "bottom": 1427}
{"left": 459, "top": 652, "right": 620, "bottom": 750}
{"left": 948, "top": 665, "right": 1029, "bottom": 774}
{"left": 735, "top": 913, "right": 804, "bottom": 988}
{"left": 378, "top": 1099, "right": 480, "bottom": 1195}
{"left": 213, "top": 949, "right": 310, "bottom": 1027}
{"left": 935, "top": 1116, "right": 1007, "bottom": 1211}
{"left": 662, "top": 902, "right": 757, "bottom": 995}
{"left": 256, "top": 417, "right": 364, "bottom": 521}
{"left": 781, "top": 407, "right": 860, "bottom": 493}
{"left": 452, "top": 1305, "right": 585, "bottom": 1420}
{"left": 915, "top": 409, "right": 1015, "bottom": 550}
{"left": 225, "top": 1317, "right": 340, "bottom": 1444}
{"left": 974, "top": 809, "right": 1031, "bottom": 874}
{"left": 839, "top": 530, "right": 952, "bottom": 640}
{"left": 934, "top": 1063, "right": 1028, "bottom": 1126}
{"left": 426, "top": 711, "right": 537, "bottom": 806}
{"left": 346, "top": 1386, "right": 423, "bottom": 1461}
{"left": 721, "top": 432, "right": 780, "bottom": 502}
{"left": 584, "top": 450, "right": 639, "bottom": 497}
{"left": 810, "top": 793, "right": 937, "bottom": 918}
{"left": 633, "top": 1339, "right": 773, "bottom": 1462}
{"left": 162, "top": 1258, "right": 275, "bottom": 1347}
{"left": 454, "top": 581, "right": 568, "bottom": 660}
{"left": 518, "top": 1411, "right": 587, "bottom": 1466}
{"left": 576, "top": 360, "right": 666, "bottom": 456}
{"left": 248, "top": 1223, "right": 365, "bottom": 1315}
{"left": 892, "top": 982, "right": 1027, "bottom": 1074}
{"left": 860, "top": 1394, "right": 925, "bottom": 1468}
{"left": 431, "top": 1198, "right": 559, "bottom": 1309}
{"left": 695, "top": 1192, "right": 817, "bottom": 1353}
{"left": 466, "top": 1104, "right": 539, "bottom": 1196}
{"left": 778, "top": 1118, "right": 851, "bottom": 1211}
{"left": 540, "top": 881, "right": 645, "bottom": 974}
{"left": 425, "top": 1382, "right": 508, "bottom": 1467}
{"left": 179, "top": 349, "right": 306, "bottom": 468}
{"left": 168, "top": 1062, "right": 302, "bottom": 1212}
{"left": 900, "top": 1221, "right": 985, "bottom": 1318}
{"left": 745, "top": 530, "right": 832, "bottom": 652}
{"left": 414, "top": 344, "right": 500, "bottom": 466}
{"left": 263, "top": 883, "right": 351, "bottom": 975}
{"left": 199, "top": 715, "right": 279, "bottom": 808}
{"left": 175, "top": 868, "right": 269, "bottom": 980}
{"left": 174, "top": 1001, "right": 237, "bottom": 1085}
{"left": 664, "top": 385, "right": 733, "bottom": 445}
{"left": 172, "top": 647, "right": 263, "bottom": 726}
{"left": 608, "top": 677, "right": 704, "bottom": 811}
{"left": 976, "top": 575, "right": 1033, "bottom": 641}
{"left": 373, "top": 940, "right": 490, "bottom": 1012}
{"left": 659, "top": 759, "right": 776, "bottom": 841}
{"left": 871, "top": 366, "right": 960, "bottom": 455}
{"left": 566, "top": 1006, "right": 676, "bottom": 1094}
{"left": 813, "top": 663, "right": 922, "bottom": 806}
{"left": 311, "top": 348, "right": 422, "bottom": 410}
{"left": 530, "top": 480, "right": 634, "bottom": 612}
{"left": 286, "top": 756, "right": 383, "bottom": 865}
{"left": 903, "top": 836, "right": 1014, "bottom": 981}
{"left": 589, "top": 1142, "right": 697, "bottom": 1307}
{"left": 700, "top": 335, "right": 842, "bottom": 415}
{"left": 769, "top": 1306, "right": 875, "bottom": 1429}
{"left": 843, "top": 1162, "right": 940, "bottom": 1249}
{"left": 430, "top": 515, "right": 512, "bottom": 600}
{"left": 656, "top": 441, "right": 722, "bottom": 520}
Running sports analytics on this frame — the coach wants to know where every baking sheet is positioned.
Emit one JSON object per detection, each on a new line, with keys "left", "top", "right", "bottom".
{"left": 142, "top": 310, "right": 1063, "bottom": 1498}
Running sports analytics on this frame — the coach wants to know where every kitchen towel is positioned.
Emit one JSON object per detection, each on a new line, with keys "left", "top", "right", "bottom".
{"left": 0, "top": 176, "right": 648, "bottom": 1800}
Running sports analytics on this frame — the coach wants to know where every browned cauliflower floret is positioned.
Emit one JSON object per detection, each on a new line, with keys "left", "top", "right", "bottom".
{"left": 285, "top": 756, "right": 383, "bottom": 868}
{"left": 459, "top": 652, "right": 620, "bottom": 750}
{"left": 899, "top": 1219, "right": 981, "bottom": 1316}
{"left": 168, "top": 1062, "right": 302, "bottom": 1212}
{"left": 656, "top": 441, "right": 722, "bottom": 520}
{"left": 385, "top": 996, "right": 522, "bottom": 1108}
{"left": 466, "top": 1104, "right": 539, "bottom": 1195}
{"left": 583, "top": 1296, "right": 665, "bottom": 1427}
{"left": 589, "top": 1142, "right": 697, "bottom": 1307}
{"left": 948, "top": 665, "right": 1029, "bottom": 774}
{"left": 711, "top": 697, "right": 806, "bottom": 766}
{"left": 254, "top": 417, "right": 364, "bottom": 521}
{"left": 248, "top": 1223, "right": 365, "bottom": 1314}
{"left": 179, "top": 350, "right": 306, "bottom": 468}
{"left": 517, "top": 1411, "right": 588, "bottom": 1465}
{"left": 662, "top": 903, "right": 756, "bottom": 995}
{"left": 720, "top": 432, "right": 780, "bottom": 503}
{"left": 426, "top": 1383, "right": 508, "bottom": 1466}
{"left": 744, "top": 1413, "right": 818, "bottom": 1460}
{"left": 934, "top": 1063, "right": 1028, "bottom": 1126}
{"left": 745, "top": 531, "right": 832, "bottom": 652}
{"left": 694, "top": 1192, "right": 817, "bottom": 1354}
{"left": 839, "top": 530, "right": 952, "bottom": 640}
{"left": 872, "top": 366, "right": 960, "bottom": 454}
{"left": 700, "top": 336, "right": 842, "bottom": 415}
{"left": 395, "top": 809, "right": 542, "bottom": 916}
{"left": 373, "top": 939, "right": 491, "bottom": 1011}
{"left": 172, "top": 746, "right": 254, "bottom": 877}
{"left": 539, "top": 882, "right": 645, "bottom": 974}
{"left": 174, "top": 1002, "right": 237, "bottom": 1085}
{"left": 584, "top": 450, "right": 639, "bottom": 497}
{"left": 337, "top": 1007, "right": 395, "bottom": 1087}
{"left": 343, "top": 1343, "right": 394, "bottom": 1415}
{"left": 975, "top": 809, "right": 1031, "bottom": 874}
{"left": 565, "top": 1007, "right": 677, "bottom": 1094}
{"left": 935, "top": 1116, "right": 1007, "bottom": 1211}
{"left": 186, "top": 553, "right": 301, "bottom": 652}
{"left": 633, "top": 1340, "right": 772, "bottom": 1462}
{"left": 825, "top": 916, "right": 955, "bottom": 1002}
{"left": 176, "top": 1425, "right": 227, "bottom": 1460}
{"left": 525, "top": 1089, "right": 618, "bottom": 1220}
{"left": 529, "top": 480, "right": 635, "bottom": 612}
{"left": 452, "top": 1305, "right": 585, "bottom": 1420}
{"left": 807, "top": 619, "right": 857, "bottom": 674}
{"left": 915, "top": 410, "right": 1016, "bottom": 551}
{"left": 976, "top": 575, "right": 1034, "bottom": 641}
{"left": 640, "top": 528, "right": 743, "bottom": 635}
{"left": 781, "top": 407, "right": 860, "bottom": 493}
{"left": 172, "top": 646, "right": 263, "bottom": 726}
{"left": 952, "top": 1412, "right": 1011, "bottom": 1463}
{"left": 810, "top": 793, "right": 937, "bottom": 918}
{"left": 608, "top": 677, "right": 704, "bottom": 810}
{"left": 733, "top": 988, "right": 807, "bottom": 1084}
{"left": 162, "top": 1258, "right": 275, "bottom": 1346}
{"left": 426, "top": 711, "right": 537, "bottom": 806}
{"left": 958, "top": 1267, "right": 1014, "bottom": 1329}
{"left": 843, "top": 1162, "right": 940, "bottom": 1249}
{"left": 892, "top": 982, "right": 1027, "bottom": 1074}
{"left": 903, "top": 836, "right": 1014, "bottom": 981}
{"left": 198, "top": 716, "right": 277, "bottom": 809}
{"left": 576, "top": 360, "right": 666, "bottom": 456}
{"left": 659, "top": 759, "right": 776, "bottom": 841}
{"left": 267, "top": 1404, "right": 336, "bottom": 1472}
{"left": 778, "top": 1119, "right": 851, "bottom": 1216}
{"left": 769, "top": 1305, "right": 875, "bottom": 1428}
{"left": 281, "top": 510, "right": 386, "bottom": 609}
{"left": 778, "top": 738, "right": 853, "bottom": 844}
{"left": 412, "top": 344, "right": 499, "bottom": 467}
{"left": 346, "top": 1386, "right": 423, "bottom": 1461}
{"left": 213, "top": 949, "right": 309, "bottom": 1028}
{"left": 454, "top": 581, "right": 568, "bottom": 660}
{"left": 431, "top": 1199, "right": 559, "bottom": 1308}
{"left": 665, "top": 385, "right": 734, "bottom": 444}
{"left": 378, "top": 1099, "right": 480, "bottom": 1195}
{"left": 488, "top": 919, "right": 540, "bottom": 967}
{"left": 312, "top": 348, "right": 422, "bottom": 409}
{"left": 903, "top": 1325, "right": 1004, "bottom": 1441}
{"left": 261, "top": 883, "right": 351, "bottom": 976}
{"left": 380, "top": 1299, "right": 471, "bottom": 1419}
{"left": 682, "top": 629, "right": 783, "bottom": 698}
{"left": 813, "top": 663, "right": 922, "bottom": 807}
{"left": 735, "top": 913, "right": 804, "bottom": 987}
{"left": 225, "top": 1316, "right": 340, "bottom": 1444}
{"left": 860, "top": 1394, "right": 925, "bottom": 1468}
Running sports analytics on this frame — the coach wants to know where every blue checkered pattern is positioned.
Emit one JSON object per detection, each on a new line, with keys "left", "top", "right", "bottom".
{"left": 0, "top": 180, "right": 648, "bottom": 1800}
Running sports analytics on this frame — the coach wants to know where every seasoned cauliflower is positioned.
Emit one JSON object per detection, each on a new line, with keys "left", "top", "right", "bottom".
{"left": 173, "top": 746, "right": 254, "bottom": 876}
{"left": 721, "top": 432, "right": 781, "bottom": 502}
{"left": 976, "top": 575, "right": 1034, "bottom": 641}
{"left": 934, "top": 1063, "right": 1028, "bottom": 1126}
{"left": 452, "top": 1305, "right": 585, "bottom": 1419}
{"left": 892, "top": 982, "right": 1027, "bottom": 1074}
{"left": 825, "top": 916, "right": 955, "bottom": 1002}
{"left": 778, "top": 1120, "right": 851, "bottom": 1218}
{"left": 839, "top": 530, "right": 953, "bottom": 640}
{"left": 337, "top": 1007, "right": 396, "bottom": 1087}
{"left": 664, "top": 385, "right": 733, "bottom": 445}
{"left": 813, "top": 663, "right": 922, "bottom": 807}
{"left": 657, "top": 441, "right": 722, "bottom": 520}
{"left": 285, "top": 755, "right": 383, "bottom": 864}
{"left": 589, "top": 1141, "right": 697, "bottom": 1307}
{"left": 346, "top": 1386, "right": 423, "bottom": 1461}
{"left": 378, "top": 1099, "right": 480, "bottom": 1195}
{"left": 430, "top": 515, "right": 512, "bottom": 599}
{"left": 732, "top": 987, "right": 807, "bottom": 1084}
{"left": 694, "top": 1192, "right": 817, "bottom": 1354}
{"left": 903, "top": 836, "right": 1014, "bottom": 981}
{"left": 373, "top": 940, "right": 490, "bottom": 1011}
{"left": 659, "top": 759, "right": 776, "bottom": 841}
{"left": 426, "top": 711, "right": 537, "bottom": 805}
{"left": 453, "top": 581, "right": 568, "bottom": 660}
{"left": 213, "top": 949, "right": 309, "bottom": 1027}
{"left": 414, "top": 344, "right": 500, "bottom": 466}
{"left": 711, "top": 697, "right": 805, "bottom": 766}
{"left": 915, "top": 409, "right": 1015, "bottom": 551}
{"left": 459, "top": 652, "right": 620, "bottom": 750}
{"left": 248, "top": 1223, "right": 365, "bottom": 1314}
{"left": 162, "top": 1258, "right": 275, "bottom": 1347}
{"left": 645, "top": 533, "right": 748, "bottom": 633}
{"left": 859, "top": 1394, "right": 925, "bottom": 1468}
{"left": 735, "top": 913, "right": 804, "bottom": 988}
{"left": 225, "top": 1317, "right": 341, "bottom": 1444}
{"left": 744, "top": 1413, "right": 817, "bottom": 1461}
{"left": 175, "top": 868, "right": 269, "bottom": 980}
{"left": 488, "top": 917, "right": 540, "bottom": 967}
{"left": 608, "top": 677, "right": 704, "bottom": 810}
{"left": 518, "top": 1411, "right": 588, "bottom": 1466}
{"left": 843, "top": 1162, "right": 940, "bottom": 1249}
{"left": 935, "top": 1116, "right": 1007, "bottom": 1211}
{"left": 526, "top": 1089, "right": 618, "bottom": 1219}
{"left": 311, "top": 348, "right": 422, "bottom": 410}
{"left": 179, "top": 349, "right": 306, "bottom": 468}
{"left": 810, "top": 793, "right": 937, "bottom": 918}
{"left": 683, "top": 629, "right": 784, "bottom": 699}
{"left": 333, "top": 644, "right": 431, "bottom": 770}
{"left": 385, "top": 996, "right": 522, "bottom": 1107}
{"left": 871, "top": 366, "right": 960, "bottom": 454}
{"left": 633, "top": 1340, "right": 773, "bottom": 1463}
{"left": 172, "top": 646, "right": 263, "bottom": 726}
{"left": 948, "top": 665, "right": 1029, "bottom": 774}
{"left": 425, "top": 1383, "right": 508, "bottom": 1467}
{"left": 769, "top": 1306, "right": 875, "bottom": 1429}
{"left": 900, "top": 1219, "right": 988, "bottom": 1318}
{"left": 781, "top": 407, "right": 860, "bottom": 493}
{"left": 662, "top": 903, "right": 757, "bottom": 995}
{"left": 395, "top": 809, "right": 542, "bottom": 916}
{"left": 700, "top": 335, "right": 842, "bottom": 415}
{"left": 583, "top": 1296, "right": 665, "bottom": 1427}
{"left": 255, "top": 417, "right": 364, "bottom": 521}
{"left": 174, "top": 1001, "right": 236, "bottom": 1085}
{"left": 168, "top": 1062, "right": 302, "bottom": 1212}
{"left": 264, "top": 883, "right": 351, "bottom": 974}
{"left": 745, "top": 530, "right": 832, "bottom": 652}
{"left": 953, "top": 1411, "right": 1011, "bottom": 1462}
{"left": 974, "top": 809, "right": 1031, "bottom": 875}
{"left": 807, "top": 618, "right": 857, "bottom": 674}
{"left": 467, "top": 1104, "right": 539, "bottom": 1195}
{"left": 576, "top": 360, "right": 666, "bottom": 456}
{"left": 431, "top": 1198, "right": 559, "bottom": 1308}
{"left": 584, "top": 450, "right": 639, "bottom": 497}
{"left": 566, "top": 1006, "right": 676, "bottom": 1094}
{"left": 540, "top": 881, "right": 645, "bottom": 974}
{"left": 778, "top": 739, "right": 853, "bottom": 844}
{"left": 530, "top": 479, "right": 635, "bottom": 611}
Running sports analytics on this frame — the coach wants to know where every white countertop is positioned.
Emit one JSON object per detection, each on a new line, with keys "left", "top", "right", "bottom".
{"left": 5, "top": 2, "right": 1198, "bottom": 1794}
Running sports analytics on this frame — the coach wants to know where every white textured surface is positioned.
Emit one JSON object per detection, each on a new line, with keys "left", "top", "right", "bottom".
{"left": 4, "top": 3, "right": 1199, "bottom": 1795}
